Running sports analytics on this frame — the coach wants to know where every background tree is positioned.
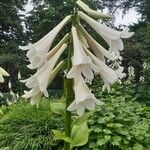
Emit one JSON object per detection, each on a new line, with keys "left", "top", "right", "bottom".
{"left": 0, "top": 0, "right": 28, "bottom": 93}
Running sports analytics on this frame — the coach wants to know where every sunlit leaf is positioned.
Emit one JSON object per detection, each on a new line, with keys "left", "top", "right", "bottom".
{"left": 52, "top": 130, "right": 72, "bottom": 143}
{"left": 71, "top": 122, "right": 89, "bottom": 148}
{"left": 50, "top": 102, "right": 65, "bottom": 115}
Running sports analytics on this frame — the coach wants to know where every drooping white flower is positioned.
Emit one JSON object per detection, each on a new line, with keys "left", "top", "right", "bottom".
{"left": 27, "top": 33, "right": 70, "bottom": 69}
{"left": 78, "top": 11, "right": 134, "bottom": 56}
{"left": 8, "top": 79, "right": 12, "bottom": 89}
{"left": 67, "top": 64, "right": 95, "bottom": 84}
{"left": 19, "top": 16, "right": 71, "bottom": 69}
{"left": 77, "top": 29, "right": 89, "bottom": 48}
{"left": 139, "top": 76, "right": 144, "bottom": 82}
{"left": 17, "top": 70, "right": 21, "bottom": 79}
{"left": 22, "top": 44, "right": 67, "bottom": 96}
{"left": 128, "top": 66, "right": 135, "bottom": 78}
{"left": 22, "top": 86, "right": 42, "bottom": 106}
{"left": 0, "top": 67, "right": 9, "bottom": 83}
{"left": 78, "top": 24, "right": 118, "bottom": 61}
{"left": 76, "top": 0, "right": 111, "bottom": 19}
{"left": 0, "top": 92, "right": 3, "bottom": 97}
{"left": 71, "top": 26, "right": 91, "bottom": 66}
{"left": 83, "top": 46, "right": 123, "bottom": 92}
{"left": 22, "top": 60, "right": 65, "bottom": 105}
{"left": 143, "top": 62, "right": 150, "bottom": 69}
{"left": 10, "top": 89, "right": 16, "bottom": 100}
{"left": 67, "top": 77, "right": 103, "bottom": 116}
{"left": 67, "top": 27, "right": 94, "bottom": 83}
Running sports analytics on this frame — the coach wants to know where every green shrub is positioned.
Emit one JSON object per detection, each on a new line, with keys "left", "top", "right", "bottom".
{"left": 0, "top": 99, "right": 64, "bottom": 150}
{"left": 81, "top": 96, "right": 150, "bottom": 150}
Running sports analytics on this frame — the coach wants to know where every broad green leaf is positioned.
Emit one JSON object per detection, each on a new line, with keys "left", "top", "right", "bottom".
{"left": 104, "top": 135, "right": 111, "bottom": 141}
{"left": 50, "top": 102, "right": 65, "bottom": 115}
{"left": 112, "top": 136, "right": 121, "bottom": 146}
{"left": 97, "top": 139, "right": 107, "bottom": 146}
{"left": 120, "top": 130, "right": 129, "bottom": 136}
{"left": 71, "top": 122, "right": 90, "bottom": 148}
{"left": 74, "top": 111, "right": 94, "bottom": 126}
{"left": 52, "top": 130, "right": 72, "bottom": 143}
{"left": 89, "top": 142, "right": 97, "bottom": 148}
{"left": 103, "top": 129, "right": 112, "bottom": 134}
{"left": 92, "top": 127, "right": 102, "bottom": 133}
{"left": 133, "top": 143, "right": 144, "bottom": 150}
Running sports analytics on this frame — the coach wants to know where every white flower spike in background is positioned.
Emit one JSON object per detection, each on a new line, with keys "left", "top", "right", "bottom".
{"left": 0, "top": 67, "right": 9, "bottom": 83}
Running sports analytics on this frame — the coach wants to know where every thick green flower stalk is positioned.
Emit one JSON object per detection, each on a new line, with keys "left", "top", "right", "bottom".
{"left": 19, "top": 0, "right": 134, "bottom": 149}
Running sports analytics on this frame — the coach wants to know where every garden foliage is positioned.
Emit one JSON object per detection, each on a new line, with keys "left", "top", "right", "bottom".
{"left": 0, "top": 96, "right": 149, "bottom": 150}
{"left": 0, "top": 100, "right": 64, "bottom": 150}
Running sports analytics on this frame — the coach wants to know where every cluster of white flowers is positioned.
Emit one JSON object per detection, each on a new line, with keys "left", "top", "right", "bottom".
{"left": 19, "top": 0, "right": 134, "bottom": 116}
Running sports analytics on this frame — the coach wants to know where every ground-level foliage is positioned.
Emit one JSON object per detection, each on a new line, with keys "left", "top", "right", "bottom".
{"left": 0, "top": 100, "right": 64, "bottom": 150}
{"left": 0, "top": 96, "right": 149, "bottom": 150}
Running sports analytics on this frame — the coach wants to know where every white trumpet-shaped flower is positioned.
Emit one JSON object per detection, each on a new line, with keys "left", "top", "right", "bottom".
{"left": 67, "top": 27, "right": 94, "bottom": 83}
{"left": 22, "top": 60, "right": 65, "bottom": 105}
{"left": 83, "top": 46, "right": 125, "bottom": 92}
{"left": 76, "top": 0, "right": 111, "bottom": 19}
{"left": 22, "top": 86, "right": 42, "bottom": 106}
{"left": 78, "top": 24, "right": 118, "bottom": 61}
{"left": 21, "top": 44, "right": 67, "bottom": 96}
{"left": 0, "top": 67, "right": 9, "bottom": 83}
{"left": 78, "top": 11, "right": 134, "bottom": 56}
{"left": 71, "top": 26, "right": 91, "bottom": 65}
{"left": 67, "top": 77, "right": 103, "bottom": 116}
{"left": 19, "top": 15, "right": 71, "bottom": 69}
{"left": 67, "top": 64, "right": 95, "bottom": 84}
{"left": 27, "top": 33, "right": 70, "bottom": 69}
{"left": 77, "top": 29, "right": 89, "bottom": 48}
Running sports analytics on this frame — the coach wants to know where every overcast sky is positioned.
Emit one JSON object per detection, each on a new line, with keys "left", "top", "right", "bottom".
{"left": 114, "top": 9, "right": 141, "bottom": 27}
{"left": 24, "top": 2, "right": 141, "bottom": 27}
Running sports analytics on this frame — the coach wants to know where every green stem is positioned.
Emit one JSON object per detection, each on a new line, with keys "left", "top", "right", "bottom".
{"left": 64, "top": 1, "right": 77, "bottom": 149}
{"left": 64, "top": 37, "right": 74, "bottom": 150}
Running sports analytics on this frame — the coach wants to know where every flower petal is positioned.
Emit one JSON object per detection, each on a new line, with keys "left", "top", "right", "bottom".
{"left": 20, "top": 16, "right": 71, "bottom": 69}
{"left": 78, "top": 12, "right": 133, "bottom": 56}
{"left": 76, "top": 0, "right": 111, "bottom": 19}
{"left": 37, "top": 44, "right": 67, "bottom": 92}
{"left": 67, "top": 77, "right": 103, "bottom": 116}
{"left": 79, "top": 25, "right": 118, "bottom": 61}
{"left": 72, "top": 26, "right": 92, "bottom": 65}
